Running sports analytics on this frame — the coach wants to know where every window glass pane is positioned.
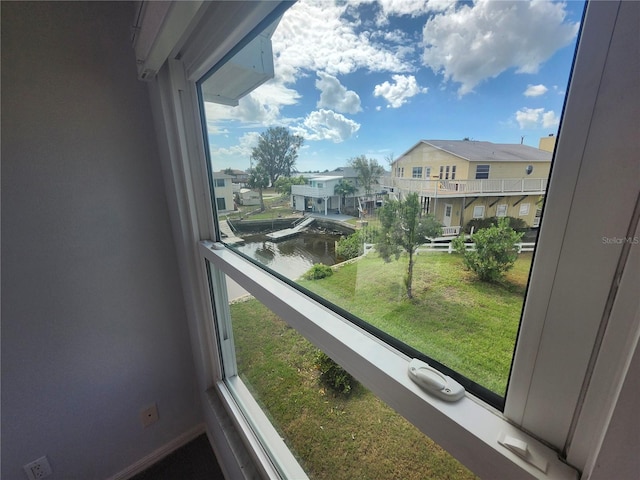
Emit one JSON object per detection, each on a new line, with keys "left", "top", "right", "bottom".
{"left": 473, "top": 205, "right": 485, "bottom": 218}
{"left": 212, "top": 264, "right": 476, "bottom": 480}
{"left": 475, "top": 165, "right": 490, "bottom": 179}
{"left": 199, "top": 0, "right": 582, "bottom": 403}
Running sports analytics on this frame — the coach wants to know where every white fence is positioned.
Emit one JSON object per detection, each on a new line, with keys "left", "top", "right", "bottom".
{"left": 364, "top": 242, "right": 536, "bottom": 254}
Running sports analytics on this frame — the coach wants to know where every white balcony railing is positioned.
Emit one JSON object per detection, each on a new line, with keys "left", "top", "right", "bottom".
{"left": 384, "top": 177, "right": 548, "bottom": 196}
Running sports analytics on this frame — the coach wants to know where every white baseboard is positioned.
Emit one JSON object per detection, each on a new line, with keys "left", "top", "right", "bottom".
{"left": 107, "top": 423, "right": 206, "bottom": 480}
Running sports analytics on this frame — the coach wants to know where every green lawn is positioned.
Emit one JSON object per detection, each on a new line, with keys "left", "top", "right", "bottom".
{"left": 299, "top": 252, "right": 531, "bottom": 394}
{"left": 231, "top": 299, "right": 477, "bottom": 480}
{"left": 229, "top": 251, "right": 532, "bottom": 478}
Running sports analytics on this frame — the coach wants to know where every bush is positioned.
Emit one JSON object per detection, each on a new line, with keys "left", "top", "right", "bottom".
{"left": 454, "top": 218, "right": 524, "bottom": 282}
{"left": 315, "top": 351, "right": 357, "bottom": 394}
{"left": 336, "top": 231, "right": 364, "bottom": 260}
{"left": 303, "top": 263, "right": 334, "bottom": 280}
{"left": 463, "top": 216, "right": 527, "bottom": 234}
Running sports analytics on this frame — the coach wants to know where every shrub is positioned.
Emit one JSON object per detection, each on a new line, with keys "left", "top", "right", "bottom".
{"left": 315, "top": 351, "right": 357, "bottom": 394}
{"left": 303, "top": 263, "right": 334, "bottom": 280}
{"left": 463, "top": 216, "right": 527, "bottom": 234}
{"left": 454, "top": 218, "right": 524, "bottom": 282}
{"left": 336, "top": 231, "right": 364, "bottom": 260}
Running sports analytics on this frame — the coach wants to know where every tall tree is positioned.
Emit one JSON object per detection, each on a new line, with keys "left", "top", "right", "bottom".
{"left": 246, "top": 164, "right": 270, "bottom": 212}
{"left": 334, "top": 179, "right": 357, "bottom": 211}
{"left": 251, "top": 127, "right": 304, "bottom": 186}
{"left": 274, "top": 175, "right": 307, "bottom": 196}
{"left": 377, "top": 193, "right": 442, "bottom": 299}
{"left": 349, "top": 155, "right": 384, "bottom": 197}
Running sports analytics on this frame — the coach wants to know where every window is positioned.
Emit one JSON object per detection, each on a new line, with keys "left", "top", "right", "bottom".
{"left": 424, "top": 167, "right": 431, "bottom": 178}
{"left": 475, "top": 165, "right": 490, "bottom": 179}
{"left": 151, "top": 2, "right": 638, "bottom": 479}
{"left": 496, "top": 204, "right": 508, "bottom": 217}
{"left": 439, "top": 165, "right": 444, "bottom": 179}
{"left": 445, "top": 165, "right": 450, "bottom": 179}
{"left": 215, "top": 178, "right": 226, "bottom": 187}
{"left": 412, "top": 166, "right": 422, "bottom": 178}
{"left": 472, "top": 205, "right": 485, "bottom": 218}
{"left": 519, "top": 203, "right": 530, "bottom": 216}
{"left": 451, "top": 165, "right": 456, "bottom": 180}
{"left": 216, "top": 197, "right": 226, "bottom": 211}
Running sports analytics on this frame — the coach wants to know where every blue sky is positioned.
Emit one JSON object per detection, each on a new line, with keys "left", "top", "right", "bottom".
{"left": 203, "top": 0, "right": 584, "bottom": 173}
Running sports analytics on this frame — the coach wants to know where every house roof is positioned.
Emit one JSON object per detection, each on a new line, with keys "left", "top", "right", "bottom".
{"left": 398, "top": 140, "right": 552, "bottom": 163}
{"left": 213, "top": 171, "right": 234, "bottom": 178}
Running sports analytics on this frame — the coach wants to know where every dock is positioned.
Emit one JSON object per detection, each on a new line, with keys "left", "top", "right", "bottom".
{"left": 218, "top": 218, "right": 244, "bottom": 245}
{"left": 265, "top": 217, "right": 315, "bottom": 241}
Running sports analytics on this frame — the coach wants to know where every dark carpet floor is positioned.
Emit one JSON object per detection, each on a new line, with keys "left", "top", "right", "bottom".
{"left": 131, "top": 434, "right": 225, "bottom": 480}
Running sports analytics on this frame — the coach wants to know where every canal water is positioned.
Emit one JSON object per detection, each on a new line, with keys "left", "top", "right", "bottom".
{"left": 224, "top": 231, "right": 342, "bottom": 301}
{"left": 232, "top": 231, "right": 340, "bottom": 280}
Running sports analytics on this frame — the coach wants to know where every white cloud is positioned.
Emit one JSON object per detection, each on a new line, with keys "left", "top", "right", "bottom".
{"left": 316, "top": 72, "right": 362, "bottom": 114}
{"left": 293, "top": 109, "right": 360, "bottom": 143}
{"left": 542, "top": 110, "right": 559, "bottom": 128}
{"left": 422, "top": 0, "right": 579, "bottom": 95}
{"left": 515, "top": 107, "right": 559, "bottom": 129}
{"left": 373, "top": 74, "right": 427, "bottom": 108}
{"left": 209, "top": 132, "right": 262, "bottom": 167}
{"left": 205, "top": 80, "right": 300, "bottom": 126}
{"left": 272, "top": 0, "right": 413, "bottom": 85}
{"left": 524, "top": 84, "right": 548, "bottom": 97}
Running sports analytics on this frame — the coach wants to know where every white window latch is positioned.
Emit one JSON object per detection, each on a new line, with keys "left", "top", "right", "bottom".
{"left": 497, "top": 432, "right": 549, "bottom": 473}
{"left": 407, "top": 358, "right": 465, "bottom": 402}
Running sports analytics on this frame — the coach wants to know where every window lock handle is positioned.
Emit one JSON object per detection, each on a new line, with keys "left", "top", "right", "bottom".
{"left": 408, "top": 358, "right": 465, "bottom": 402}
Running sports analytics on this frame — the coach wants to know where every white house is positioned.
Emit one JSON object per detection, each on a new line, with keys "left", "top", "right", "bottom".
{"left": 212, "top": 172, "right": 235, "bottom": 212}
{"left": 291, "top": 167, "right": 383, "bottom": 215}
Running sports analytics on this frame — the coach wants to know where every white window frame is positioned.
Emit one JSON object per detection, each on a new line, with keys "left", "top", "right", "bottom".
{"left": 412, "top": 166, "right": 422, "bottom": 178}
{"left": 424, "top": 166, "right": 431, "bottom": 179}
{"left": 147, "top": 2, "right": 639, "bottom": 479}
{"left": 473, "top": 205, "right": 485, "bottom": 218}
{"left": 475, "top": 164, "right": 490, "bottom": 179}
{"left": 519, "top": 203, "right": 530, "bottom": 216}
{"left": 496, "top": 204, "right": 508, "bottom": 217}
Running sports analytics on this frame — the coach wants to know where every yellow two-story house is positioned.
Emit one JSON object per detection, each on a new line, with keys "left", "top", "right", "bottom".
{"left": 387, "top": 138, "right": 554, "bottom": 233}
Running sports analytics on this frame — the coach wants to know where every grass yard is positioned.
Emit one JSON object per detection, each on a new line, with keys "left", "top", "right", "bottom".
{"left": 231, "top": 298, "right": 477, "bottom": 480}
{"left": 299, "top": 252, "right": 532, "bottom": 394}
{"left": 229, "top": 251, "right": 532, "bottom": 478}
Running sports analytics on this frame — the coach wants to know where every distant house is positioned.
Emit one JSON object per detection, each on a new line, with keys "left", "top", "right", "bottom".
{"left": 212, "top": 172, "right": 235, "bottom": 213}
{"left": 224, "top": 168, "right": 249, "bottom": 184}
{"left": 291, "top": 167, "right": 383, "bottom": 216}
{"left": 386, "top": 138, "right": 554, "bottom": 233}
{"left": 236, "top": 188, "right": 260, "bottom": 206}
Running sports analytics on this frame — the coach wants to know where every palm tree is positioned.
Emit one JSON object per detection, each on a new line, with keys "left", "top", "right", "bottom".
{"left": 334, "top": 179, "right": 357, "bottom": 213}
{"left": 349, "top": 155, "right": 384, "bottom": 197}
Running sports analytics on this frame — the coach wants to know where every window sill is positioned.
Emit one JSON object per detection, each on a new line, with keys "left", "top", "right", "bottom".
{"left": 200, "top": 241, "right": 579, "bottom": 480}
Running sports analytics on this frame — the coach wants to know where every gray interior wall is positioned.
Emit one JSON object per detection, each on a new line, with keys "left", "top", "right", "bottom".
{"left": 1, "top": 2, "right": 202, "bottom": 479}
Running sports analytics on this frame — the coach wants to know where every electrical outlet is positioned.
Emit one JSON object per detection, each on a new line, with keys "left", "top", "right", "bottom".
{"left": 23, "top": 456, "right": 52, "bottom": 480}
{"left": 140, "top": 402, "right": 159, "bottom": 427}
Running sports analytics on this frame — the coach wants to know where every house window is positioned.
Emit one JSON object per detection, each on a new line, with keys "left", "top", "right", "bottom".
{"left": 475, "top": 165, "right": 490, "bottom": 179}
{"left": 451, "top": 165, "right": 456, "bottom": 180}
{"left": 216, "top": 197, "right": 226, "bottom": 211}
{"left": 445, "top": 166, "right": 450, "bottom": 179}
{"left": 424, "top": 167, "right": 431, "bottom": 178}
{"left": 215, "top": 178, "right": 226, "bottom": 187}
{"left": 519, "top": 203, "right": 530, "bottom": 216}
{"left": 412, "top": 167, "right": 422, "bottom": 178}
{"left": 496, "top": 204, "right": 508, "bottom": 217}
{"left": 154, "top": 2, "right": 640, "bottom": 479}
{"left": 400, "top": 167, "right": 404, "bottom": 177}
{"left": 439, "top": 165, "right": 444, "bottom": 179}
{"left": 317, "top": 182, "right": 323, "bottom": 188}
{"left": 472, "top": 205, "right": 485, "bottom": 218}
